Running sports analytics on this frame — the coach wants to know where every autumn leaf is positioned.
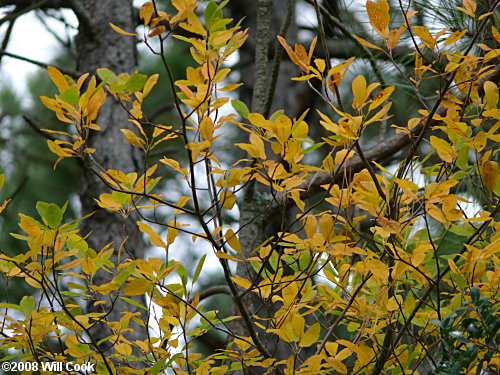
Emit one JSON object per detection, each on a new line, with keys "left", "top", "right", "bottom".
{"left": 481, "top": 161, "right": 499, "bottom": 191}
{"left": 412, "top": 26, "right": 437, "bottom": 49}
{"left": 366, "top": 0, "right": 390, "bottom": 38}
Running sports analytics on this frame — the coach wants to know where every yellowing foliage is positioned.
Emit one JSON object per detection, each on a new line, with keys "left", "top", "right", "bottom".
{"left": 0, "top": 1, "right": 498, "bottom": 375}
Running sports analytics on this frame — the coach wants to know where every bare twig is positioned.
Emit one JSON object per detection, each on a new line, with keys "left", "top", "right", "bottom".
{"left": 23, "top": 115, "right": 57, "bottom": 141}
{"left": 0, "top": 0, "right": 49, "bottom": 25}
{"left": 0, "top": 49, "right": 78, "bottom": 77}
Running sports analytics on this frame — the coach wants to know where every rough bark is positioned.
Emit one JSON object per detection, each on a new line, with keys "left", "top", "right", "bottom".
{"left": 227, "top": 0, "right": 301, "bottom": 372}
{"left": 72, "top": 0, "right": 146, "bottom": 354}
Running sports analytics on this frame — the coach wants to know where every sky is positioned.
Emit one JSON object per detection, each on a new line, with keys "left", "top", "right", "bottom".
{"left": 0, "top": 9, "right": 78, "bottom": 96}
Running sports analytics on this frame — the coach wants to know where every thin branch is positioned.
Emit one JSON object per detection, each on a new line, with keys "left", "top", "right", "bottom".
{"left": 23, "top": 115, "right": 57, "bottom": 141}
{"left": 0, "top": 49, "right": 78, "bottom": 77}
{"left": 0, "top": 15, "right": 16, "bottom": 65}
{"left": 0, "top": 0, "right": 49, "bottom": 25}
{"left": 191, "top": 285, "right": 231, "bottom": 303}
{"left": 305, "top": 0, "right": 386, "bottom": 87}
{"left": 67, "top": 0, "right": 94, "bottom": 34}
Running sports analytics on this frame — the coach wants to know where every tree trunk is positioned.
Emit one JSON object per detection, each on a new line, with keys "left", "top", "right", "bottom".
{"left": 227, "top": 1, "right": 302, "bottom": 372}
{"left": 73, "top": 0, "right": 147, "bottom": 354}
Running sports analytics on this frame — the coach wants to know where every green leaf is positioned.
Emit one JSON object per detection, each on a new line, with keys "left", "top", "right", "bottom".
{"left": 20, "top": 296, "right": 35, "bottom": 317}
{"left": 204, "top": 1, "right": 221, "bottom": 26}
{"left": 119, "top": 296, "right": 149, "bottom": 311}
{"left": 112, "top": 191, "right": 131, "bottom": 206}
{"left": 113, "top": 270, "right": 132, "bottom": 286}
{"left": 59, "top": 87, "right": 79, "bottom": 105}
{"left": 97, "top": 68, "right": 117, "bottom": 84}
{"left": 270, "top": 110, "right": 284, "bottom": 122}
{"left": 177, "top": 264, "right": 188, "bottom": 287}
{"left": 231, "top": 99, "right": 249, "bottom": 119}
{"left": 302, "top": 142, "right": 324, "bottom": 154}
{"left": 0, "top": 174, "right": 5, "bottom": 190}
{"left": 126, "top": 71, "right": 148, "bottom": 92}
{"left": 36, "top": 201, "right": 64, "bottom": 229}
{"left": 0, "top": 302, "right": 22, "bottom": 311}
{"left": 210, "top": 18, "right": 232, "bottom": 32}
{"left": 192, "top": 254, "right": 206, "bottom": 284}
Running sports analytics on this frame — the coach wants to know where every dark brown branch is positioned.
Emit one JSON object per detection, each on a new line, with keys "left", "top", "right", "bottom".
{"left": 23, "top": 115, "right": 57, "bottom": 141}
{"left": 0, "top": 0, "right": 50, "bottom": 25}
{"left": 0, "top": 49, "right": 78, "bottom": 77}
{"left": 195, "top": 285, "right": 231, "bottom": 303}
{"left": 0, "top": 15, "right": 15, "bottom": 65}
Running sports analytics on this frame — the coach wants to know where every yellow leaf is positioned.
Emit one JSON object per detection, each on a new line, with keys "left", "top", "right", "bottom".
{"left": 47, "top": 140, "right": 73, "bottom": 157}
{"left": 48, "top": 66, "right": 69, "bottom": 92}
{"left": 481, "top": 161, "right": 499, "bottom": 191}
{"left": 0, "top": 199, "right": 10, "bottom": 214}
{"left": 160, "top": 158, "right": 188, "bottom": 175}
{"left": 122, "top": 278, "right": 150, "bottom": 296}
{"left": 430, "top": 136, "right": 457, "bottom": 163}
{"left": 322, "top": 154, "right": 334, "bottom": 172}
{"left": 148, "top": 26, "right": 167, "bottom": 38}
{"left": 231, "top": 275, "right": 252, "bottom": 289}
{"left": 353, "top": 35, "right": 383, "bottom": 51}
{"left": 250, "top": 132, "right": 266, "bottom": 159}
{"left": 483, "top": 81, "right": 499, "bottom": 110}
{"left": 299, "top": 322, "right": 320, "bottom": 347}
{"left": 492, "top": 26, "right": 500, "bottom": 43}
{"left": 199, "top": 117, "right": 214, "bottom": 141}
{"left": 444, "top": 30, "right": 467, "bottom": 46}
{"left": 447, "top": 258, "right": 461, "bottom": 275}
{"left": 121, "top": 129, "right": 144, "bottom": 147}
{"left": 376, "top": 217, "right": 401, "bottom": 238}
{"left": 334, "top": 149, "right": 355, "bottom": 165}
{"left": 366, "top": 0, "right": 390, "bottom": 38}
{"left": 82, "top": 257, "right": 96, "bottom": 275}
{"left": 140, "top": 2, "right": 154, "bottom": 25}
{"left": 220, "top": 190, "right": 237, "bottom": 209}
{"left": 167, "top": 220, "right": 179, "bottom": 244}
{"left": 412, "top": 26, "right": 437, "bottom": 49}
{"left": 143, "top": 74, "right": 159, "bottom": 98}
{"left": 426, "top": 203, "right": 447, "bottom": 223}
{"left": 215, "top": 251, "right": 241, "bottom": 261}
{"left": 387, "top": 25, "right": 406, "bottom": 50}
{"left": 352, "top": 75, "right": 367, "bottom": 109}
{"left": 115, "top": 343, "right": 133, "bottom": 356}
{"left": 368, "top": 86, "right": 395, "bottom": 111}
{"left": 457, "top": 0, "right": 476, "bottom": 17}
{"left": 355, "top": 343, "right": 373, "bottom": 366}
{"left": 109, "top": 22, "right": 138, "bottom": 36}
{"left": 225, "top": 229, "right": 241, "bottom": 253}
{"left": 368, "top": 259, "right": 389, "bottom": 279}
{"left": 137, "top": 221, "right": 167, "bottom": 248}
{"left": 386, "top": 297, "right": 400, "bottom": 311}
